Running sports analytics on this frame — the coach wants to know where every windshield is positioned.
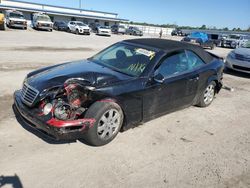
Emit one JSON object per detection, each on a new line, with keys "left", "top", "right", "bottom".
{"left": 119, "top": 25, "right": 125, "bottom": 28}
{"left": 89, "top": 43, "right": 156, "bottom": 77}
{"left": 76, "top": 22, "right": 86, "bottom": 26}
{"left": 242, "top": 41, "right": 250, "bottom": 48}
{"left": 228, "top": 35, "right": 240, "bottom": 39}
{"left": 10, "top": 12, "right": 24, "bottom": 19}
{"left": 57, "top": 21, "right": 66, "bottom": 25}
{"left": 37, "top": 15, "right": 51, "bottom": 22}
{"left": 100, "top": 26, "right": 110, "bottom": 29}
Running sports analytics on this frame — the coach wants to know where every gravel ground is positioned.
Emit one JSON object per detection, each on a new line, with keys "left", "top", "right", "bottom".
{"left": 0, "top": 29, "right": 250, "bottom": 188}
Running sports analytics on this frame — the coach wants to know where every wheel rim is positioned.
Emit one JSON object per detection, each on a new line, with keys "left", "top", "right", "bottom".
{"left": 204, "top": 84, "right": 215, "bottom": 105}
{"left": 97, "top": 109, "right": 121, "bottom": 140}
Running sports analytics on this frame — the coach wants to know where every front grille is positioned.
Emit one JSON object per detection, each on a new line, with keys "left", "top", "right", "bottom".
{"left": 42, "top": 24, "right": 50, "bottom": 27}
{"left": 21, "top": 83, "right": 39, "bottom": 106}
{"left": 14, "top": 21, "right": 24, "bottom": 25}
{"left": 235, "top": 53, "right": 250, "bottom": 62}
{"left": 225, "top": 40, "right": 232, "bottom": 45}
{"left": 233, "top": 65, "right": 250, "bottom": 72}
{"left": 84, "top": 29, "right": 89, "bottom": 32}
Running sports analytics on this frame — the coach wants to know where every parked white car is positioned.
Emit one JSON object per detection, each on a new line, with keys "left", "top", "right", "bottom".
{"left": 111, "top": 25, "right": 126, "bottom": 34}
{"left": 222, "top": 34, "right": 250, "bottom": 49}
{"left": 226, "top": 41, "right": 250, "bottom": 73}
{"left": 68, "top": 21, "right": 90, "bottom": 35}
{"left": 32, "top": 12, "right": 53, "bottom": 31}
{"left": 6, "top": 10, "right": 27, "bottom": 29}
{"left": 97, "top": 26, "right": 111, "bottom": 36}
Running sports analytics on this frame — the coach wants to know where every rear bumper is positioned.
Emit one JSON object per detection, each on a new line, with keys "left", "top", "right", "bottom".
{"left": 14, "top": 90, "right": 95, "bottom": 140}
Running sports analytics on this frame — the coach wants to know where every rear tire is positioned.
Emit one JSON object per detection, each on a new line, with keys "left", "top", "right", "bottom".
{"left": 210, "top": 43, "right": 215, "bottom": 50}
{"left": 83, "top": 101, "right": 124, "bottom": 146}
{"left": 196, "top": 81, "right": 216, "bottom": 107}
{"left": 0, "top": 23, "right": 5, "bottom": 30}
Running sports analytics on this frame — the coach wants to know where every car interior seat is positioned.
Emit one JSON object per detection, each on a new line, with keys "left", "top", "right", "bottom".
{"left": 116, "top": 50, "right": 127, "bottom": 68}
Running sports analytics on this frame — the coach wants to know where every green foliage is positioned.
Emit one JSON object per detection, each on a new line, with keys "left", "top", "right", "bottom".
{"left": 200, "top": 24, "right": 207, "bottom": 29}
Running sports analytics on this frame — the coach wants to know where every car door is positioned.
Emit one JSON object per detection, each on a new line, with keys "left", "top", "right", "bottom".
{"left": 143, "top": 51, "right": 199, "bottom": 120}
{"left": 69, "top": 22, "right": 75, "bottom": 31}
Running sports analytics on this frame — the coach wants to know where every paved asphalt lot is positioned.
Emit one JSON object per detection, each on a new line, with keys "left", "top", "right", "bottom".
{"left": 0, "top": 29, "right": 250, "bottom": 188}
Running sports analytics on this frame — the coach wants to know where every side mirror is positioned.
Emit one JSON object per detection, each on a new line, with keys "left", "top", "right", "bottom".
{"left": 153, "top": 73, "right": 165, "bottom": 84}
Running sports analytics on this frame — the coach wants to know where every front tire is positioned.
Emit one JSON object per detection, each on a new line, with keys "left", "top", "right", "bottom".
{"left": 197, "top": 81, "right": 216, "bottom": 107}
{"left": 83, "top": 101, "right": 124, "bottom": 146}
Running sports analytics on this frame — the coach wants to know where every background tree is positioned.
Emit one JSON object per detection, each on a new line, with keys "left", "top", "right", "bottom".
{"left": 200, "top": 24, "right": 207, "bottom": 29}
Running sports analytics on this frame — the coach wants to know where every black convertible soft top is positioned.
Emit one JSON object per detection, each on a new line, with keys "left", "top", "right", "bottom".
{"left": 123, "top": 38, "right": 214, "bottom": 64}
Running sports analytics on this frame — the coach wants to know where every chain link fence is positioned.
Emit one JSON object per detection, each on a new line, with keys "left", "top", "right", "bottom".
{"left": 121, "top": 23, "right": 174, "bottom": 36}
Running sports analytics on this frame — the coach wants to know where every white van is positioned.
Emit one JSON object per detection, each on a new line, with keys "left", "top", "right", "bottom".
{"left": 32, "top": 12, "right": 53, "bottom": 31}
{"left": 6, "top": 10, "right": 27, "bottom": 29}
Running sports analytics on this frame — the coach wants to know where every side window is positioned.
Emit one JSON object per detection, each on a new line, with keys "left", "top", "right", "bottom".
{"left": 156, "top": 52, "right": 189, "bottom": 78}
{"left": 186, "top": 51, "right": 205, "bottom": 69}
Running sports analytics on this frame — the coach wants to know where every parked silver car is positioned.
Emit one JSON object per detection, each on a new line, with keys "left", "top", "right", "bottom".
{"left": 226, "top": 41, "right": 250, "bottom": 73}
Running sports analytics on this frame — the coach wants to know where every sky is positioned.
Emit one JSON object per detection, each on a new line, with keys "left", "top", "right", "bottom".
{"left": 16, "top": 0, "right": 250, "bottom": 29}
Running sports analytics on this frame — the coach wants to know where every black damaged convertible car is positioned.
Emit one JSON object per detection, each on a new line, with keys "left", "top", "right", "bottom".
{"left": 14, "top": 39, "right": 224, "bottom": 146}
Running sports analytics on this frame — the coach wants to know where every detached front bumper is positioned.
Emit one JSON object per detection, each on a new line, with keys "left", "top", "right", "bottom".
{"left": 14, "top": 90, "right": 95, "bottom": 140}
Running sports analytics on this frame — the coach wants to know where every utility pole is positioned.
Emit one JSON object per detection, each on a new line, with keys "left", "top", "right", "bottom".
{"left": 79, "top": 0, "right": 82, "bottom": 9}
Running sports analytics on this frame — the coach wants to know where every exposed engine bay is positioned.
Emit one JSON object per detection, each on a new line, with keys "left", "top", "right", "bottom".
{"left": 39, "top": 78, "right": 95, "bottom": 121}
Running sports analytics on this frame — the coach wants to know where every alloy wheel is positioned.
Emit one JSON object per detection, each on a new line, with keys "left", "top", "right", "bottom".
{"left": 204, "top": 84, "right": 215, "bottom": 105}
{"left": 97, "top": 109, "right": 121, "bottom": 140}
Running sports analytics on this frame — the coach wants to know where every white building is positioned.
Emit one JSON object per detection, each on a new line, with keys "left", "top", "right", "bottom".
{"left": 0, "top": 0, "right": 128, "bottom": 26}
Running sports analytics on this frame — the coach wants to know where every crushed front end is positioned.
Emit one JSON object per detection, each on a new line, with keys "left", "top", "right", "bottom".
{"left": 14, "top": 78, "right": 96, "bottom": 140}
